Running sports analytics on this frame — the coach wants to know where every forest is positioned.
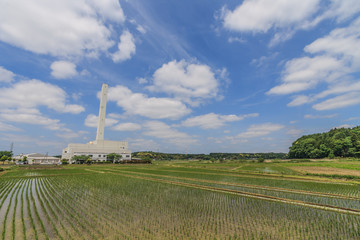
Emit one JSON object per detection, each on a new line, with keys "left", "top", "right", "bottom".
{"left": 132, "top": 151, "right": 287, "bottom": 161}
{"left": 289, "top": 126, "right": 360, "bottom": 159}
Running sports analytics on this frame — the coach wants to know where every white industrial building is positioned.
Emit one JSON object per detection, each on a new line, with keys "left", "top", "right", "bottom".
{"left": 14, "top": 153, "right": 61, "bottom": 165}
{"left": 62, "top": 83, "right": 131, "bottom": 163}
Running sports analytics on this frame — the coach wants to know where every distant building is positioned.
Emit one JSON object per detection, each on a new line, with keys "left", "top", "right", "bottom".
{"left": 61, "top": 83, "right": 131, "bottom": 163}
{"left": 14, "top": 153, "right": 60, "bottom": 165}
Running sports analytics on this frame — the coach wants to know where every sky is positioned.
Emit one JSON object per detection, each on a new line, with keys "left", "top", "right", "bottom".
{"left": 0, "top": 0, "right": 360, "bottom": 155}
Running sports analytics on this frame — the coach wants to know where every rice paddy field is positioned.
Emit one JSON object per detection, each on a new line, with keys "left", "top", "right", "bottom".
{"left": 0, "top": 159, "right": 360, "bottom": 239}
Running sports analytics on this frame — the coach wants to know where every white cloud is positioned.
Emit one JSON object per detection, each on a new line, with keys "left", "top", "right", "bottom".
{"left": 143, "top": 121, "right": 197, "bottom": 146}
{"left": 221, "top": 0, "right": 360, "bottom": 46}
{"left": 228, "top": 37, "right": 246, "bottom": 43}
{"left": 112, "top": 30, "right": 136, "bottom": 62}
{"left": 0, "top": 80, "right": 84, "bottom": 114}
{"left": 50, "top": 61, "right": 77, "bottom": 79}
{"left": 137, "top": 77, "right": 148, "bottom": 84}
{"left": 0, "top": 121, "right": 21, "bottom": 132}
{"left": 0, "top": 0, "right": 125, "bottom": 57}
{"left": 1, "top": 133, "right": 61, "bottom": 148}
{"left": 55, "top": 128, "right": 87, "bottom": 139}
{"left": 316, "top": 0, "right": 360, "bottom": 23}
{"left": 149, "top": 60, "right": 224, "bottom": 106}
{"left": 181, "top": 113, "right": 258, "bottom": 129}
{"left": 112, "top": 123, "right": 141, "bottom": 131}
{"left": 287, "top": 128, "right": 303, "bottom": 137}
{"left": 84, "top": 114, "right": 118, "bottom": 128}
{"left": 0, "top": 66, "right": 15, "bottom": 83}
{"left": 270, "top": 17, "right": 360, "bottom": 107}
{"left": 88, "top": 0, "right": 125, "bottom": 23}
{"left": 287, "top": 95, "right": 314, "bottom": 107}
{"left": 107, "top": 85, "right": 191, "bottom": 120}
{"left": 304, "top": 114, "right": 337, "bottom": 119}
{"left": 222, "top": 0, "right": 320, "bottom": 33}
{"left": 136, "top": 25, "right": 146, "bottom": 34}
{"left": 305, "top": 17, "right": 360, "bottom": 68}
{"left": 236, "top": 123, "right": 284, "bottom": 138}
{"left": 313, "top": 92, "right": 360, "bottom": 110}
{"left": 268, "top": 56, "right": 345, "bottom": 95}
{"left": 333, "top": 124, "right": 351, "bottom": 129}
{"left": 0, "top": 108, "right": 63, "bottom": 130}
{"left": 129, "top": 138, "right": 159, "bottom": 151}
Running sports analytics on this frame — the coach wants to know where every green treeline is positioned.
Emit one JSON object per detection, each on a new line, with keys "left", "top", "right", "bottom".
{"left": 289, "top": 126, "right": 360, "bottom": 159}
{"left": 133, "top": 151, "right": 287, "bottom": 160}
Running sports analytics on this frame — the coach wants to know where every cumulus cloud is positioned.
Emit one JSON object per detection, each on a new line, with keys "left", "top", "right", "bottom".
{"left": 50, "top": 61, "right": 77, "bottom": 79}
{"left": 269, "top": 17, "right": 360, "bottom": 111}
{"left": 267, "top": 56, "right": 345, "bottom": 95}
{"left": 181, "top": 113, "right": 258, "bottom": 129}
{"left": 0, "top": 76, "right": 84, "bottom": 133}
{"left": 0, "top": 108, "right": 63, "bottom": 130}
{"left": 0, "top": 80, "right": 84, "bottom": 114}
{"left": 0, "top": 66, "right": 15, "bottom": 83}
{"left": 107, "top": 85, "right": 191, "bottom": 120}
{"left": 221, "top": 0, "right": 360, "bottom": 46}
{"left": 143, "top": 121, "right": 197, "bottom": 146}
{"left": 222, "top": 0, "right": 319, "bottom": 33}
{"left": 0, "top": 0, "right": 125, "bottom": 57}
{"left": 236, "top": 123, "right": 284, "bottom": 138}
{"left": 148, "top": 60, "right": 224, "bottom": 106}
{"left": 112, "top": 30, "right": 136, "bottom": 62}
{"left": 112, "top": 123, "right": 141, "bottom": 131}
{"left": 84, "top": 114, "right": 118, "bottom": 128}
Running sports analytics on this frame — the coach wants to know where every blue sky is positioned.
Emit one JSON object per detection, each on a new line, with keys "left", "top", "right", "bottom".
{"left": 1, "top": 0, "right": 360, "bottom": 155}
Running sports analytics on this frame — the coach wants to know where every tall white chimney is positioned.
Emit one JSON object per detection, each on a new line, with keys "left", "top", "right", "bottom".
{"left": 96, "top": 83, "right": 108, "bottom": 141}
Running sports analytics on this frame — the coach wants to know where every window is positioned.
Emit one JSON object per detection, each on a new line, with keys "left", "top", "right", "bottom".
{"left": 103, "top": 155, "right": 106, "bottom": 157}
{"left": 98, "top": 155, "right": 101, "bottom": 157}
{"left": 126, "top": 155, "right": 130, "bottom": 157}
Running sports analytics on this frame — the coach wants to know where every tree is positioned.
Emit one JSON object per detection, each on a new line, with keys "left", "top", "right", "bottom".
{"left": 61, "top": 159, "right": 69, "bottom": 165}
{"left": 72, "top": 155, "right": 91, "bottom": 164}
{"left": 22, "top": 156, "right": 28, "bottom": 164}
{"left": 289, "top": 126, "right": 360, "bottom": 158}
{"left": 0, "top": 151, "right": 12, "bottom": 157}
{"left": 1, "top": 155, "right": 7, "bottom": 165}
{"left": 107, "top": 153, "right": 122, "bottom": 163}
